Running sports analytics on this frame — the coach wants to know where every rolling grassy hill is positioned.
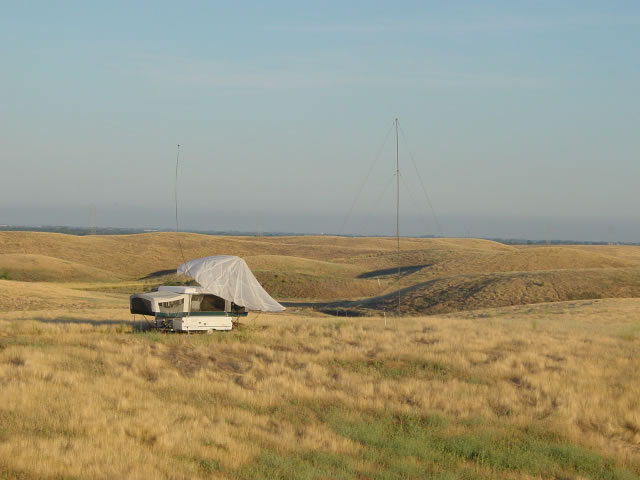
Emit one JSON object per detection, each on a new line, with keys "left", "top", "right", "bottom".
{"left": 311, "top": 268, "right": 640, "bottom": 316}
{"left": 0, "top": 253, "right": 124, "bottom": 282}
{"left": 2, "top": 231, "right": 640, "bottom": 314}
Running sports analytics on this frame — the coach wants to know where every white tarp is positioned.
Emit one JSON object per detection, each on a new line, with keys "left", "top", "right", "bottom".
{"left": 177, "top": 256, "right": 285, "bottom": 312}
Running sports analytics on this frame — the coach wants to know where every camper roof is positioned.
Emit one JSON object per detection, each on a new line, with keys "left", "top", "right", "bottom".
{"left": 158, "top": 285, "right": 206, "bottom": 295}
{"left": 134, "top": 291, "right": 186, "bottom": 303}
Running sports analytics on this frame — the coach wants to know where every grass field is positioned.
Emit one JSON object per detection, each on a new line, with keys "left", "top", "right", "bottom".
{"left": 1, "top": 292, "right": 639, "bottom": 479}
{"left": 1, "top": 232, "right": 640, "bottom": 478}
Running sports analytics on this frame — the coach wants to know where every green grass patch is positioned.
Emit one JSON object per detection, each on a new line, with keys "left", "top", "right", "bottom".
{"left": 330, "top": 356, "right": 454, "bottom": 380}
{"left": 321, "top": 409, "right": 639, "bottom": 480}
{"left": 237, "top": 450, "right": 355, "bottom": 480}
{"left": 617, "top": 324, "right": 640, "bottom": 341}
{"left": 465, "top": 375, "right": 492, "bottom": 386}
{"left": 177, "top": 455, "right": 222, "bottom": 474}
{"left": 230, "top": 399, "right": 637, "bottom": 480}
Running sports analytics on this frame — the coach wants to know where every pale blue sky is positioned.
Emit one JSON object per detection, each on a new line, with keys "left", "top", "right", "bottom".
{"left": 1, "top": 1, "right": 639, "bottom": 240}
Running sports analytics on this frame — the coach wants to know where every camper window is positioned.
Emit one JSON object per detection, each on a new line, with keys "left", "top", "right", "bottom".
{"left": 131, "top": 297, "right": 153, "bottom": 316}
{"left": 190, "top": 295, "right": 203, "bottom": 312}
{"left": 158, "top": 298, "right": 184, "bottom": 313}
{"left": 197, "top": 295, "right": 226, "bottom": 312}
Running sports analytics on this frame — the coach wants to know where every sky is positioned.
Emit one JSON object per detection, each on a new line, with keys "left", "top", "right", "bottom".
{"left": 1, "top": 1, "right": 639, "bottom": 241}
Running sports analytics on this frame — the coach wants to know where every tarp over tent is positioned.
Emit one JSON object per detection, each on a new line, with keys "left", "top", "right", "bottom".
{"left": 177, "top": 256, "right": 285, "bottom": 312}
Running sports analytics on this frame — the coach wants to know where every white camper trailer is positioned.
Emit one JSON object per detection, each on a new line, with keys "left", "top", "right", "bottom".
{"left": 130, "top": 285, "right": 247, "bottom": 331}
{"left": 130, "top": 255, "right": 284, "bottom": 332}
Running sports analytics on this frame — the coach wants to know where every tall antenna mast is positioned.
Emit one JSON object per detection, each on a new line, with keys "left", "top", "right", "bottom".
{"left": 396, "top": 118, "right": 400, "bottom": 313}
{"left": 175, "top": 144, "right": 180, "bottom": 233}
{"left": 174, "top": 144, "right": 186, "bottom": 263}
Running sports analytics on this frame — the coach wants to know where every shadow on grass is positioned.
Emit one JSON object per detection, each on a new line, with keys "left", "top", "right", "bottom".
{"left": 140, "top": 269, "right": 176, "bottom": 279}
{"left": 357, "top": 264, "right": 431, "bottom": 279}
{"left": 281, "top": 277, "right": 446, "bottom": 317}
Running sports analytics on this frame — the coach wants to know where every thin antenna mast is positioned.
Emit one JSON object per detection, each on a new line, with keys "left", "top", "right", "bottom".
{"left": 396, "top": 118, "right": 400, "bottom": 314}
{"left": 174, "top": 144, "right": 186, "bottom": 263}
{"left": 175, "top": 144, "right": 180, "bottom": 233}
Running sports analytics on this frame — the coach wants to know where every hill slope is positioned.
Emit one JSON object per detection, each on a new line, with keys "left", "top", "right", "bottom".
{"left": 2, "top": 231, "right": 640, "bottom": 313}
{"left": 310, "top": 268, "right": 640, "bottom": 316}
{"left": 0, "top": 254, "right": 123, "bottom": 282}
{"left": 0, "top": 279, "right": 124, "bottom": 312}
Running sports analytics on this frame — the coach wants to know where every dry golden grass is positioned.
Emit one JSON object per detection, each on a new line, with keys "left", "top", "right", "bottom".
{"left": 0, "top": 254, "right": 122, "bottom": 282}
{"left": 244, "top": 255, "right": 363, "bottom": 278}
{"left": 0, "top": 280, "right": 123, "bottom": 313}
{"left": 572, "top": 245, "right": 640, "bottom": 264}
{"left": 1, "top": 279, "right": 639, "bottom": 478}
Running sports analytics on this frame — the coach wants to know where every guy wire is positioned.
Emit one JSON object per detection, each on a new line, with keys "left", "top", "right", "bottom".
{"left": 339, "top": 120, "right": 396, "bottom": 235}
{"left": 398, "top": 124, "right": 444, "bottom": 237}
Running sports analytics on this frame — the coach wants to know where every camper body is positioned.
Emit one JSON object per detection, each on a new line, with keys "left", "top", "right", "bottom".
{"left": 129, "top": 286, "right": 247, "bottom": 332}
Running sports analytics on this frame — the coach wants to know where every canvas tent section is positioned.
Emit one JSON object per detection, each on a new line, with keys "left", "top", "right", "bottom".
{"left": 177, "top": 255, "right": 285, "bottom": 312}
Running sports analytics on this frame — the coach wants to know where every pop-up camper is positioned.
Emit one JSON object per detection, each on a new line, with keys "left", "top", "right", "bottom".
{"left": 130, "top": 255, "right": 284, "bottom": 331}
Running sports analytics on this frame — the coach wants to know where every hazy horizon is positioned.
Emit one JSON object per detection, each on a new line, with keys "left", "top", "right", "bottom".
{"left": 1, "top": 204, "right": 636, "bottom": 243}
{"left": 2, "top": 1, "right": 638, "bottom": 242}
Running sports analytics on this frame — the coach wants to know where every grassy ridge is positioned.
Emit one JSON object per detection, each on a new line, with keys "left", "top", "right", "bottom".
{"left": 3, "top": 232, "right": 640, "bottom": 313}
{"left": 0, "top": 253, "right": 123, "bottom": 282}
{"left": 331, "top": 267, "right": 640, "bottom": 315}
{"left": 0, "top": 280, "right": 123, "bottom": 312}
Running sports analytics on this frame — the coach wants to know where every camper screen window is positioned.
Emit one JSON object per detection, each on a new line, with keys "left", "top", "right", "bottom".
{"left": 196, "top": 295, "right": 226, "bottom": 312}
{"left": 158, "top": 298, "right": 184, "bottom": 313}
